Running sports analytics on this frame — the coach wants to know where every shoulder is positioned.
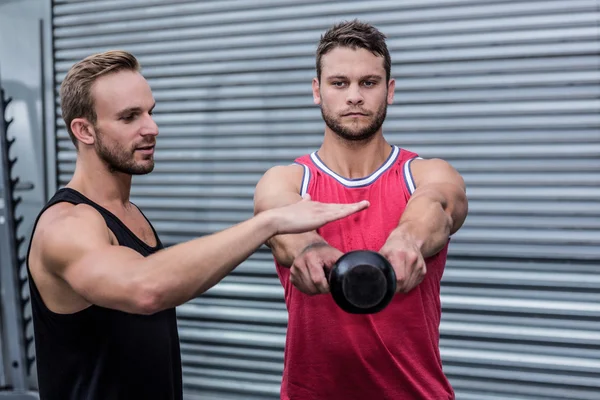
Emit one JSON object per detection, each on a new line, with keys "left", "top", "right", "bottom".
{"left": 31, "top": 203, "right": 112, "bottom": 274}
{"left": 36, "top": 202, "right": 107, "bottom": 237}
{"left": 263, "top": 163, "right": 305, "bottom": 178}
{"left": 410, "top": 158, "right": 465, "bottom": 189}
{"left": 410, "top": 158, "right": 457, "bottom": 175}
{"left": 254, "top": 163, "right": 309, "bottom": 211}
{"left": 257, "top": 163, "right": 306, "bottom": 190}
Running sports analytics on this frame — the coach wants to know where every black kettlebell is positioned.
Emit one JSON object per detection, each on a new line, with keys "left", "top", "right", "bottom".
{"left": 328, "top": 250, "right": 396, "bottom": 314}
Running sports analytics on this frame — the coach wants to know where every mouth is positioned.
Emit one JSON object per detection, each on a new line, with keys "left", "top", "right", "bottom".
{"left": 343, "top": 112, "right": 368, "bottom": 117}
{"left": 136, "top": 145, "right": 155, "bottom": 155}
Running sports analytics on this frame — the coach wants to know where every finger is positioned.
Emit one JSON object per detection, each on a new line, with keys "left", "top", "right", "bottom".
{"left": 303, "top": 251, "right": 330, "bottom": 293}
{"left": 390, "top": 253, "right": 409, "bottom": 293}
{"left": 292, "top": 262, "right": 319, "bottom": 295}
{"left": 381, "top": 252, "right": 401, "bottom": 293}
{"left": 345, "top": 200, "right": 370, "bottom": 213}
{"left": 292, "top": 273, "right": 318, "bottom": 295}
{"left": 403, "top": 272, "right": 418, "bottom": 293}
{"left": 324, "top": 252, "right": 343, "bottom": 271}
{"left": 289, "top": 272, "right": 298, "bottom": 286}
{"left": 325, "top": 200, "right": 370, "bottom": 221}
{"left": 407, "top": 255, "right": 428, "bottom": 292}
{"left": 401, "top": 253, "right": 420, "bottom": 292}
{"left": 307, "top": 260, "right": 330, "bottom": 294}
{"left": 413, "top": 260, "right": 427, "bottom": 287}
{"left": 414, "top": 273, "right": 425, "bottom": 288}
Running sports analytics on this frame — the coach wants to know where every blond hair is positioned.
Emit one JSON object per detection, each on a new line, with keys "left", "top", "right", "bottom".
{"left": 60, "top": 50, "right": 140, "bottom": 148}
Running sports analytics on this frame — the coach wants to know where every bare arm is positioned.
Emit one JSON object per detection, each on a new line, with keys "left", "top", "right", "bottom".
{"left": 391, "top": 158, "right": 468, "bottom": 257}
{"left": 379, "top": 158, "right": 468, "bottom": 292}
{"left": 253, "top": 165, "right": 329, "bottom": 267}
{"left": 38, "top": 196, "right": 368, "bottom": 315}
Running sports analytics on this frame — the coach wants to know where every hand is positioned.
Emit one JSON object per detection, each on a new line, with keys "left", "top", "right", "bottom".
{"left": 290, "top": 242, "right": 343, "bottom": 295}
{"left": 271, "top": 194, "right": 369, "bottom": 235}
{"left": 379, "top": 232, "right": 426, "bottom": 293}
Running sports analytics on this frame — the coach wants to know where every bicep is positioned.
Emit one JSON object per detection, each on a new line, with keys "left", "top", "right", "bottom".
{"left": 254, "top": 164, "right": 305, "bottom": 214}
{"left": 41, "top": 206, "right": 145, "bottom": 309}
{"left": 410, "top": 158, "right": 468, "bottom": 231}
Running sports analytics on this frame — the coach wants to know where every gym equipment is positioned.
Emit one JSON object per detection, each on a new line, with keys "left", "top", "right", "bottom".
{"left": 0, "top": 75, "right": 36, "bottom": 398}
{"left": 329, "top": 250, "right": 396, "bottom": 314}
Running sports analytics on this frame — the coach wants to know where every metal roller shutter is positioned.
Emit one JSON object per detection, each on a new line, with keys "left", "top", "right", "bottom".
{"left": 51, "top": 0, "right": 600, "bottom": 399}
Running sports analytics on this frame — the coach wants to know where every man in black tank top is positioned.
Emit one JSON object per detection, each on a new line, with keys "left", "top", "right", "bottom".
{"left": 27, "top": 50, "right": 369, "bottom": 400}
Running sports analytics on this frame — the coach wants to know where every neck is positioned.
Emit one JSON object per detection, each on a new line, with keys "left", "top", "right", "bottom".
{"left": 317, "top": 129, "right": 392, "bottom": 179}
{"left": 67, "top": 152, "right": 132, "bottom": 208}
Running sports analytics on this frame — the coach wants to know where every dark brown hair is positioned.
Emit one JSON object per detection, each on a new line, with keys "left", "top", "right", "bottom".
{"left": 316, "top": 19, "right": 391, "bottom": 82}
{"left": 60, "top": 50, "right": 140, "bottom": 148}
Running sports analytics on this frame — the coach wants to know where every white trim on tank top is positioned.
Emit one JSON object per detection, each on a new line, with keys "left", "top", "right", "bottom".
{"left": 308, "top": 145, "right": 400, "bottom": 188}
{"left": 403, "top": 156, "right": 422, "bottom": 195}
{"left": 295, "top": 163, "right": 311, "bottom": 197}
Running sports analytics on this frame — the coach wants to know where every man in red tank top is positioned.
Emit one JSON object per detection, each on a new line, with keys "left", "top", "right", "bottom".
{"left": 254, "top": 20, "right": 468, "bottom": 400}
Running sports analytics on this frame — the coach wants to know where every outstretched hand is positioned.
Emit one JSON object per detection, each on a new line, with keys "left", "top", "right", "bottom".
{"left": 272, "top": 194, "right": 369, "bottom": 235}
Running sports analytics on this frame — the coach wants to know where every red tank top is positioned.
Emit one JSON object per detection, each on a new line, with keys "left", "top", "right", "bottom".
{"left": 275, "top": 145, "right": 454, "bottom": 400}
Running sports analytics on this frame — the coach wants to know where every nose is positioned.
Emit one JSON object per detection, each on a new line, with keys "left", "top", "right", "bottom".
{"left": 346, "top": 83, "right": 364, "bottom": 106}
{"left": 141, "top": 113, "right": 159, "bottom": 137}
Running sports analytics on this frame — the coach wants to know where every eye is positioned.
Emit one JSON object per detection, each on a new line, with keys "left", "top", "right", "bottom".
{"left": 331, "top": 81, "right": 346, "bottom": 88}
{"left": 363, "top": 81, "right": 376, "bottom": 87}
{"left": 120, "top": 114, "right": 137, "bottom": 122}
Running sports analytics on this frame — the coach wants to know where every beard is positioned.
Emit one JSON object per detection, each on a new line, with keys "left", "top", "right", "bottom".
{"left": 94, "top": 126, "right": 155, "bottom": 175}
{"left": 321, "top": 100, "right": 387, "bottom": 142}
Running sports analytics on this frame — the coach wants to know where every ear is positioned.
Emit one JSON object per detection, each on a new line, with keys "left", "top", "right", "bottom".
{"left": 387, "top": 78, "right": 395, "bottom": 105}
{"left": 312, "top": 77, "right": 321, "bottom": 105}
{"left": 70, "top": 118, "right": 96, "bottom": 146}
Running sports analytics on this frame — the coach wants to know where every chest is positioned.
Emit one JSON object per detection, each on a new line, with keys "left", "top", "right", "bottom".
{"left": 108, "top": 207, "right": 157, "bottom": 248}
{"left": 308, "top": 171, "right": 409, "bottom": 252}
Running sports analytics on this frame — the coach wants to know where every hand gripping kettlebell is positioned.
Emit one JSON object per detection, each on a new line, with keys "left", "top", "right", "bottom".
{"left": 328, "top": 250, "right": 396, "bottom": 314}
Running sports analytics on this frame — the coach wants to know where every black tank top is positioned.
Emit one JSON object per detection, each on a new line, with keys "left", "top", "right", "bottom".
{"left": 26, "top": 188, "right": 182, "bottom": 400}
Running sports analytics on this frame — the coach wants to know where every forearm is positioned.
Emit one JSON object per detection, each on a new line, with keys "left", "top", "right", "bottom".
{"left": 391, "top": 184, "right": 467, "bottom": 258}
{"left": 140, "top": 211, "right": 277, "bottom": 311}
{"left": 65, "top": 189, "right": 366, "bottom": 315}
{"left": 391, "top": 200, "right": 451, "bottom": 258}
{"left": 267, "top": 231, "right": 327, "bottom": 267}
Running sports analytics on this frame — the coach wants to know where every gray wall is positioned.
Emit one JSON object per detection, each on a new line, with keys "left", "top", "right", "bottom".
{"left": 51, "top": 1, "right": 600, "bottom": 399}
{"left": 2, "top": 1, "right": 600, "bottom": 399}
{"left": 0, "top": 0, "right": 55, "bottom": 392}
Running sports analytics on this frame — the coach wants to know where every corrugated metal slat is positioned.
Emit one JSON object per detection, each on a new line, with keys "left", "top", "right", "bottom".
{"left": 51, "top": 0, "right": 600, "bottom": 399}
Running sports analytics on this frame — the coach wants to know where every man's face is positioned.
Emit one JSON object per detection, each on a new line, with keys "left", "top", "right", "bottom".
{"left": 313, "top": 46, "right": 394, "bottom": 142}
{"left": 91, "top": 70, "right": 158, "bottom": 175}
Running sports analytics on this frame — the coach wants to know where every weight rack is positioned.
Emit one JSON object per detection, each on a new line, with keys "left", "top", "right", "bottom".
{"left": 0, "top": 69, "right": 38, "bottom": 399}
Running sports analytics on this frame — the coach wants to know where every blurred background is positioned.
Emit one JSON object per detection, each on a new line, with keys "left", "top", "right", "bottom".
{"left": 0, "top": 1, "right": 599, "bottom": 399}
